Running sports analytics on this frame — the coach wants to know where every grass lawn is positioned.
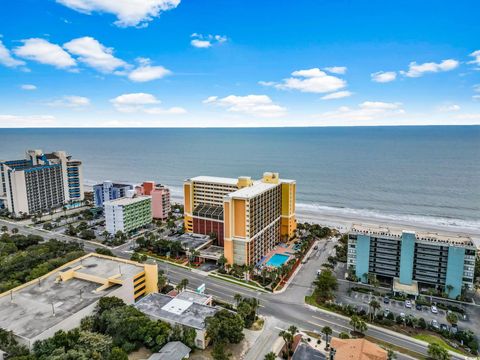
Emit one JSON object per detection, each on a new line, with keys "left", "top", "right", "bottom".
{"left": 413, "top": 333, "right": 466, "bottom": 355}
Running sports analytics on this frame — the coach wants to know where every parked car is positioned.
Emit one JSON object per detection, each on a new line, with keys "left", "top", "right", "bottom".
{"left": 400, "top": 312, "right": 406, "bottom": 319}
{"left": 431, "top": 305, "right": 438, "bottom": 314}
{"left": 383, "top": 309, "right": 391, "bottom": 317}
{"left": 450, "top": 324, "right": 458, "bottom": 334}
{"left": 415, "top": 303, "right": 423, "bottom": 311}
{"left": 314, "top": 245, "right": 318, "bottom": 250}
{"left": 316, "top": 269, "right": 322, "bottom": 275}
{"left": 440, "top": 323, "right": 449, "bottom": 331}
{"left": 383, "top": 297, "right": 390, "bottom": 304}
{"left": 430, "top": 319, "right": 440, "bottom": 330}
{"left": 405, "top": 300, "right": 412, "bottom": 308}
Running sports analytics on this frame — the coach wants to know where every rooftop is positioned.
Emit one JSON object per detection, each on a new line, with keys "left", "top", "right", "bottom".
{"left": 187, "top": 176, "right": 239, "bottom": 186}
{"left": 331, "top": 338, "right": 387, "bottom": 360}
{"left": 134, "top": 293, "right": 218, "bottom": 330}
{"left": 0, "top": 254, "right": 144, "bottom": 340}
{"left": 175, "top": 290, "right": 212, "bottom": 305}
{"left": 227, "top": 181, "right": 277, "bottom": 199}
{"left": 165, "top": 233, "right": 212, "bottom": 251}
{"left": 104, "top": 195, "right": 151, "bottom": 206}
{"left": 148, "top": 341, "right": 191, "bottom": 360}
{"left": 350, "top": 223, "right": 474, "bottom": 247}
{"left": 292, "top": 343, "right": 326, "bottom": 360}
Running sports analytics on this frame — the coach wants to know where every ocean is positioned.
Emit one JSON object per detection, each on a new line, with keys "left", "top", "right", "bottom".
{"left": 1, "top": 126, "right": 479, "bottom": 232}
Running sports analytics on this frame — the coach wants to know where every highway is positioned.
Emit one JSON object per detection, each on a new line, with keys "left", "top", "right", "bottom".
{"left": 0, "top": 218, "right": 471, "bottom": 360}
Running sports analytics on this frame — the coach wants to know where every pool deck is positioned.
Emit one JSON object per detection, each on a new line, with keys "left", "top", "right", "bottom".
{"left": 258, "top": 242, "right": 297, "bottom": 268}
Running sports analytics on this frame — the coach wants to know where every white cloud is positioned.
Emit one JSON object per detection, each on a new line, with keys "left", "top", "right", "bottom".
{"left": 0, "top": 40, "right": 25, "bottom": 67}
{"left": 64, "top": 37, "right": 127, "bottom": 73}
{"left": 324, "top": 66, "right": 347, "bottom": 75}
{"left": 203, "top": 94, "right": 286, "bottom": 118}
{"left": 20, "top": 84, "right": 37, "bottom": 90}
{"left": 128, "top": 58, "right": 171, "bottom": 82}
{"left": 110, "top": 92, "right": 185, "bottom": 114}
{"left": 454, "top": 113, "right": 480, "bottom": 121}
{"left": 438, "top": 104, "right": 460, "bottom": 112}
{"left": 473, "top": 95, "right": 480, "bottom": 101}
{"left": 316, "top": 101, "right": 404, "bottom": 121}
{"left": 468, "top": 50, "right": 480, "bottom": 67}
{"left": 401, "top": 59, "right": 459, "bottom": 78}
{"left": 321, "top": 91, "right": 352, "bottom": 100}
{"left": 0, "top": 114, "right": 56, "bottom": 127}
{"left": 191, "top": 39, "right": 212, "bottom": 48}
{"left": 14, "top": 38, "right": 76, "bottom": 69}
{"left": 264, "top": 68, "right": 346, "bottom": 94}
{"left": 473, "top": 84, "right": 480, "bottom": 92}
{"left": 371, "top": 71, "right": 397, "bottom": 83}
{"left": 56, "top": 0, "right": 180, "bottom": 27}
{"left": 47, "top": 95, "right": 90, "bottom": 107}
{"left": 190, "top": 33, "right": 227, "bottom": 48}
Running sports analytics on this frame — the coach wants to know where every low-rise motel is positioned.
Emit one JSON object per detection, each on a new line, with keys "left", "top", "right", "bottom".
{"left": 347, "top": 224, "right": 476, "bottom": 299}
{"left": 183, "top": 172, "right": 296, "bottom": 266}
{"left": 0, "top": 253, "right": 158, "bottom": 349}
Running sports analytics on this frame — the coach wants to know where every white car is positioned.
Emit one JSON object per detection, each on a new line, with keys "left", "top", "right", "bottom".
{"left": 405, "top": 300, "right": 412, "bottom": 308}
{"left": 431, "top": 305, "right": 438, "bottom": 314}
{"left": 430, "top": 319, "right": 440, "bottom": 329}
{"left": 400, "top": 312, "right": 406, "bottom": 319}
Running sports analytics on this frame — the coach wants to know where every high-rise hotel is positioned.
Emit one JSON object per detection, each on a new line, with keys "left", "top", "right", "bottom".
{"left": 184, "top": 172, "right": 296, "bottom": 265}
{"left": 347, "top": 224, "right": 476, "bottom": 299}
{"left": 0, "top": 150, "right": 83, "bottom": 216}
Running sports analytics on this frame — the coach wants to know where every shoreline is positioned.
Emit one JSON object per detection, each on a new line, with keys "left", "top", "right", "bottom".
{"left": 84, "top": 184, "right": 480, "bottom": 240}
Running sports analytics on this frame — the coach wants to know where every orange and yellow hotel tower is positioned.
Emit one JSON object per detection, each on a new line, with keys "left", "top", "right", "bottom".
{"left": 183, "top": 172, "right": 296, "bottom": 265}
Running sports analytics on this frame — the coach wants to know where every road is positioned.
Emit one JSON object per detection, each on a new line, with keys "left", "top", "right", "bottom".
{"left": 1, "top": 219, "right": 472, "bottom": 360}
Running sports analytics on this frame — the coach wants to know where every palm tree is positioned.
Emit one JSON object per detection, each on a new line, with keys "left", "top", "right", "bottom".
{"left": 445, "top": 284, "right": 454, "bottom": 298}
{"left": 11, "top": 228, "right": 18, "bottom": 234}
{"left": 264, "top": 352, "right": 276, "bottom": 360}
{"left": 279, "top": 326, "right": 297, "bottom": 357}
{"left": 322, "top": 326, "right": 333, "bottom": 349}
{"left": 350, "top": 315, "right": 367, "bottom": 334}
{"left": 427, "top": 343, "right": 450, "bottom": 360}
{"left": 176, "top": 278, "right": 189, "bottom": 292}
{"left": 188, "top": 248, "right": 200, "bottom": 266}
{"left": 234, "top": 293, "right": 243, "bottom": 307}
{"left": 369, "top": 299, "right": 381, "bottom": 322}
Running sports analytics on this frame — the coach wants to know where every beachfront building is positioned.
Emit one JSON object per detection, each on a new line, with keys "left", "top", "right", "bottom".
{"left": 330, "top": 338, "right": 387, "bottom": 360}
{"left": 93, "top": 180, "right": 133, "bottom": 207}
{"left": 135, "top": 291, "right": 219, "bottom": 349}
{"left": 184, "top": 172, "right": 296, "bottom": 265}
{"left": 0, "top": 149, "right": 84, "bottom": 216}
{"left": 136, "top": 181, "right": 171, "bottom": 220}
{"left": 0, "top": 253, "right": 158, "bottom": 349}
{"left": 347, "top": 224, "right": 476, "bottom": 299}
{"left": 104, "top": 195, "right": 152, "bottom": 235}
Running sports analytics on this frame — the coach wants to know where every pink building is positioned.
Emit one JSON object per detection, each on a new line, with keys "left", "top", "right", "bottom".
{"left": 136, "top": 181, "right": 171, "bottom": 220}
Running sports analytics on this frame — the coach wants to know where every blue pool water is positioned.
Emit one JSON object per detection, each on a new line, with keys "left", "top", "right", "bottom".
{"left": 266, "top": 254, "right": 290, "bottom": 267}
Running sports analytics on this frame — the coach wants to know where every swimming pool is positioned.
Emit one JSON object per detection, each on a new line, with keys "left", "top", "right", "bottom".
{"left": 266, "top": 254, "right": 290, "bottom": 267}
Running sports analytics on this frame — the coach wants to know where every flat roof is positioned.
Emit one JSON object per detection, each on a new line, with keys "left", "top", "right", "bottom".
{"left": 187, "top": 176, "right": 239, "bottom": 186}
{"left": 350, "top": 223, "right": 474, "bottom": 247}
{"left": 227, "top": 181, "right": 277, "bottom": 199}
{"left": 165, "top": 233, "right": 211, "bottom": 251}
{"left": 0, "top": 254, "right": 144, "bottom": 340}
{"left": 175, "top": 290, "right": 212, "bottom": 305}
{"left": 134, "top": 293, "right": 218, "bottom": 330}
{"left": 104, "top": 195, "right": 151, "bottom": 206}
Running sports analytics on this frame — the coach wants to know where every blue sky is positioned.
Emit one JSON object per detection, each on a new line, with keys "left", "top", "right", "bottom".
{"left": 0, "top": 0, "right": 479, "bottom": 127}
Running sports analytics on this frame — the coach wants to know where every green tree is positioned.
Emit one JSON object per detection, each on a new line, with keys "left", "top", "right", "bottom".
{"left": 446, "top": 312, "right": 458, "bottom": 326}
{"left": 181, "top": 326, "right": 196, "bottom": 349}
{"left": 264, "top": 352, "right": 277, "bottom": 360}
{"left": 217, "top": 254, "right": 227, "bottom": 271}
{"left": 427, "top": 343, "right": 450, "bottom": 360}
{"left": 322, "top": 326, "right": 332, "bottom": 349}
{"left": 176, "top": 278, "right": 189, "bottom": 292}
{"left": 212, "top": 340, "right": 231, "bottom": 360}
{"left": 206, "top": 309, "right": 245, "bottom": 344}
{"left": 109, "top": 347, "right": 128, "bottom": 360}
{"left": 350, "top": 315, "right": 367, "bottom": 334}
{"left": 1, "top": 225, "right": 8, "bottom": 232}
{"left": 313, "top": 269, "right": 338, "bottom": 302}
{"left": 96, "top": 248, "right": 115, "bottom": 257}
{"left": 369, "top": 299, "right": 381, "bottom": 321}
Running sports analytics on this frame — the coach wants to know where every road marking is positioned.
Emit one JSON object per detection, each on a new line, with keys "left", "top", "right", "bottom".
{"left": 311, "top": 316, "right": 351, "bottom": 331}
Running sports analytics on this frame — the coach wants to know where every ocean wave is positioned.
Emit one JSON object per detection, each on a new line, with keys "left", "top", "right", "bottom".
{"left": 296, "top": 203, "right": 480, "bottom": 232}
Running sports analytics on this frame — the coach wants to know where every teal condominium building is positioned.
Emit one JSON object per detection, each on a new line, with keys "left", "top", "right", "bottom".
{"left": 347, "top": 224, "right": 476, "bottom": 299}
{"left": 104, "top": 195, "right": 152, "bottom": 235}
